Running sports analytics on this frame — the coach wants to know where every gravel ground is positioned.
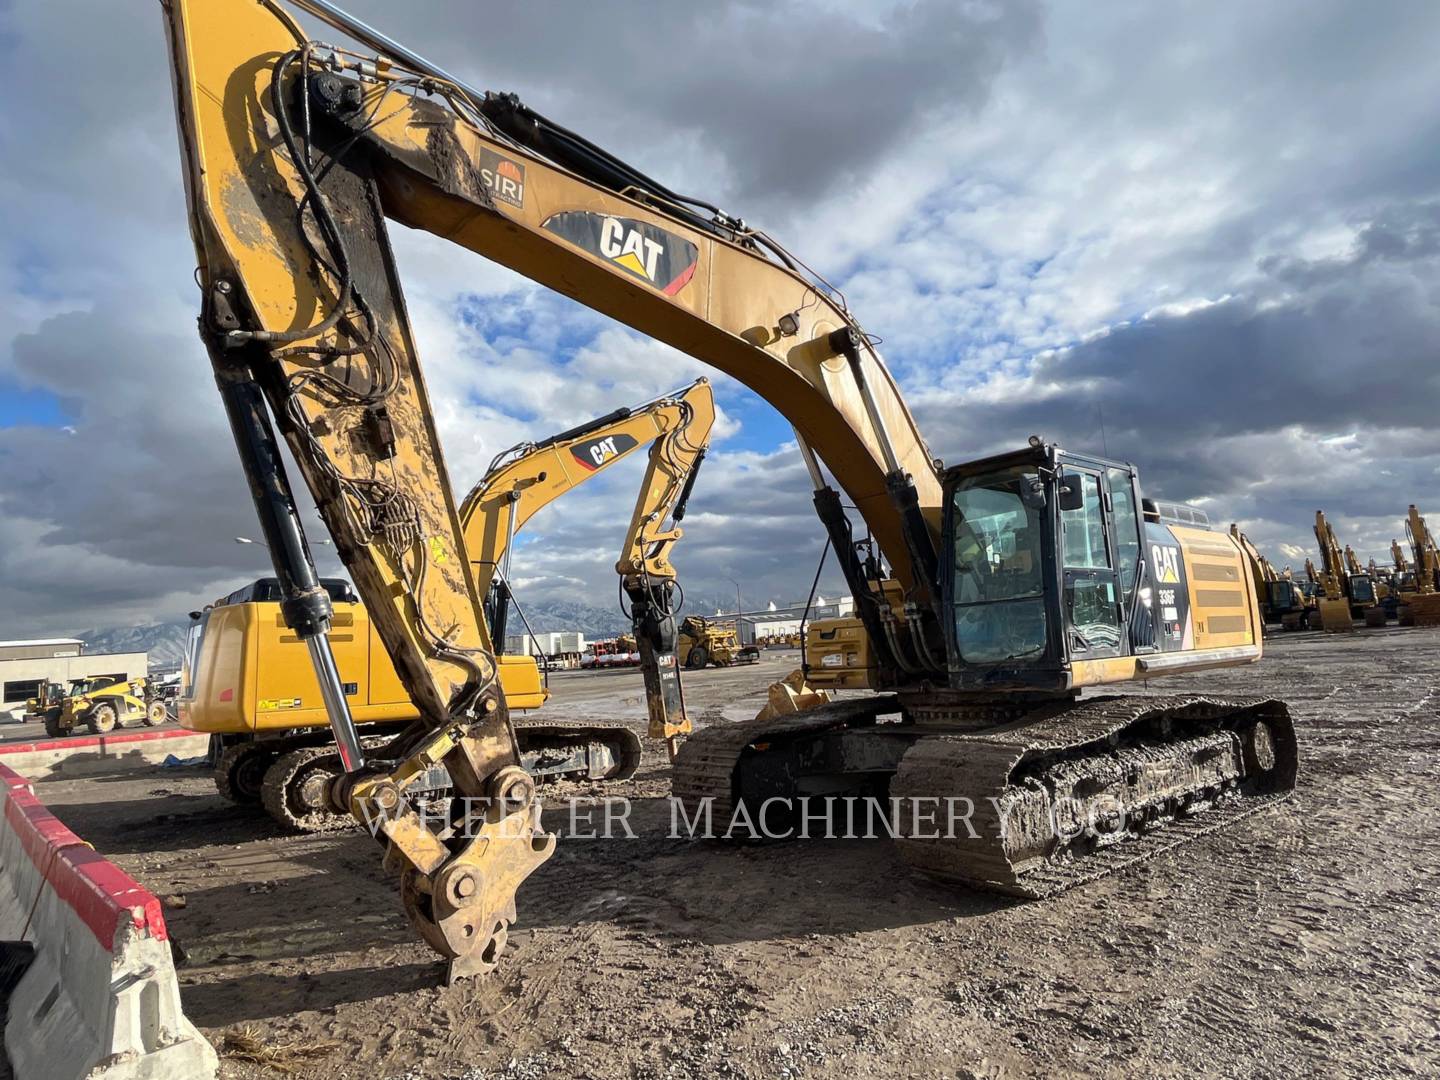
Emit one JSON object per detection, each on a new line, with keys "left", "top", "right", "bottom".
{"left": 27, "top": 633, "right": 1440, "bottom": 1079}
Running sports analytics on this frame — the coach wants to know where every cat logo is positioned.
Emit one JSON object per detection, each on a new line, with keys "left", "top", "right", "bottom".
{"left": 478, "top": 150, "right": 525, "bottom": 208}
{"left": 542, "top": 211, "right": 699, "bottom": 295}
{"left": 1151, "top": 543, "right": 1182, "bottom": 584}
{"left": 600, "top": 218, "right": 663, "bottom": 280}
{"left": 572, "top": 432, "right": 639, "bottom": 472}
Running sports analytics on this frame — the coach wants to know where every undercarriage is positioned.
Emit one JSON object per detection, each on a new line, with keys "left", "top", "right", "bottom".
{"left": 672, "top": 693, "right": 1297, "bottom": 895}
{"left": 215, "top": 723, "right": 643, "bottom": 833}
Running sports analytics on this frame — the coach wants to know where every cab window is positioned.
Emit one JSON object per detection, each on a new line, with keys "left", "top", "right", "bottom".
{"left": 950, "top": 467, "right": 1048, "bottom": 665}
{"left": 1061, "top": 470, "right": 1122, "bottom": 655}
{"left": 1107, "top": 468, "right": 1141, "bottom": 600}
{"left": 1061, "top": 473, "right": 1109, "bottom": 569}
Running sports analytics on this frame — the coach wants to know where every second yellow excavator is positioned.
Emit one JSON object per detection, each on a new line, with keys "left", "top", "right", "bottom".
{"left": 1404, "top": 504, "right": 1440, "bottom": 626}
{"left": 183, "top": 380, "right": 714, "bottom": 828}
{"left": 1229, "top": 525, "right": 1310, "bottom": 630}
{"left": 1313, "top": 511, "right": 1382, "bottom": 631}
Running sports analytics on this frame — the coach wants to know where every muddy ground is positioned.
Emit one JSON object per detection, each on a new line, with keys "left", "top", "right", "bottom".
{"left": 36, "top": 634, "right": 1440, "bottom": 1079}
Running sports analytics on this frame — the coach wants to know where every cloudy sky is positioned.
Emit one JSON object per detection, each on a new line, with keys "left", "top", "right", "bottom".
{"left": 3, "top": 0, "right": 1439, "bottom": 637}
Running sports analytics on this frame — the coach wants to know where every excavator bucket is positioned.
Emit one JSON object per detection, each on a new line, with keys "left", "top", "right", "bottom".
{"left": 754, "top": 669, "right": 832, "bottom": 723}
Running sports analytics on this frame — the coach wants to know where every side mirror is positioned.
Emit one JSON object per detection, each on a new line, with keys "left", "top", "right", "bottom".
{"left": 1058, "top": 474, "right": 1086, "bottom": 512}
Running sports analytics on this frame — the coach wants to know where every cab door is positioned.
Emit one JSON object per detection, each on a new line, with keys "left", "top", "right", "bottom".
{"left": 1058, "top": 467, "right": 1125, "bottom": 659}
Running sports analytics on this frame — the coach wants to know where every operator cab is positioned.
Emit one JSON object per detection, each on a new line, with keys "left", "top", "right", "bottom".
{"left": 1346, "top": 573, "right": 1377, "bottom": 606}
{"left": 940, "top": 441, "right": 1225, "bottom": 692}
{"left": 69, "top": 676, "right": 116, "bottom": 696}
{"left": 1266, "top": 579, "right": 1302, "bottom": 615}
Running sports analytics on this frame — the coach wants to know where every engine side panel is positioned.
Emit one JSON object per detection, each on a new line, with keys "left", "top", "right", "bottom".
{"left": 181, "top": 602, "right": 546, "bottom": 734}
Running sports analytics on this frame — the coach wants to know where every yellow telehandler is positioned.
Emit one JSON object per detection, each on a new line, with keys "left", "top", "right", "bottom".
{"left": 26, "top": 676, "right": 166, "bottom": 737}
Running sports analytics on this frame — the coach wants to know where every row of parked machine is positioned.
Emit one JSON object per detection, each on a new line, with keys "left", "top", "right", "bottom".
{"left": 1233, "top": 504, "right": 1440, "bottom": 632}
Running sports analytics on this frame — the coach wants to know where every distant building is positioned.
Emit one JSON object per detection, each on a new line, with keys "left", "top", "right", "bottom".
{"left": 0, "top": 639, "right": 148, "bottom": 722}
{"left": 504, "top": 631, "right": 587, "bottom": 667}
{"left": 713, "top": 597, "right": 855, "bottom": 645}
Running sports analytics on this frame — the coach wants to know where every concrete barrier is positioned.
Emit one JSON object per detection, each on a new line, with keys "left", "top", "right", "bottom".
{"left": 0, "top": 729, "right": 211, "bottom": 783}
{"left": 0, "top": 763, "right": 216, "bottom": 1079}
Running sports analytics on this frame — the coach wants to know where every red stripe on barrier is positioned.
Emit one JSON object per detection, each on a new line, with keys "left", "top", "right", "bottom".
{"left": 0, "top": 763, "right": 168, "bottom": 948}
{"left": 3, "top": 783, "right": 84, "bottom": 870}
{"left": 0, "top": 728, "right": 199, "bottom": 755}
{"left": 52, "top": 847, "right": 168, "bottom": 950}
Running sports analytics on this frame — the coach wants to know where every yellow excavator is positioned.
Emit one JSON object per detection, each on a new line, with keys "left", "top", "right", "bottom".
{"left": 185, "top": 380, "right": 714, "bottom": 826}
{"left": 159, "top": 0, "right": 1297, "bottom": 979}
{"left": 1347, "top": 543, "right": 1393, "bottom": 617}
{"left": 1313, "top": 511, "right": 1382, "bottom": 631}
{"left": 1229, "top": 525, "right": 1309, "bottom": 630}
{"left": 1404, "top": 505, "right": 1440, "bottom": 626}
{"left": 465, "top": 379, "right": 713, "bottom": 752}
{"left": 1389, "top": 539, "right": 1417, "bottom": 625}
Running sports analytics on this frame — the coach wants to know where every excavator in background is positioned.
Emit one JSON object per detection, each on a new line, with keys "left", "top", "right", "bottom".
{"left": 184, "top": 382, "right": 715, "bottom": 827}
{"left": 1404, "top": 505, "right": 1440, "bottom": 626}
{"left": 1229, "top": 525, "right": 1309, "bottom": 630}
{"left": 1347, "top": 544, "right": 1393, "bottom": 615}
{"left": 1388, "top": 539, "right": 1418, "bottom": 625}
{"left": 1313, "top": 511, "right": 1382, "bottom": 631}
{"left": 464, "top": 379, "right": 714, "bottom": 752}
{"left": 160, "top": 0, "right": 1297, "bottom": 979}
{"left": 1386, "top": 542, "right": 1415, "bottom": 589}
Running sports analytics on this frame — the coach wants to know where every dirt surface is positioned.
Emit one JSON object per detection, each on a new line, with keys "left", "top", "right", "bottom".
{"left": 33, "top": 635, "right": 1440, "bottom": 1079}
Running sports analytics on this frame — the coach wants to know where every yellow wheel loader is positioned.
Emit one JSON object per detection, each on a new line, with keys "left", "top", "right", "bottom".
{"left": 27, "top": 677, "right": 166, "bottom": 738}
{"left": 158, "top": 0, "right": 1298, "bottom": 980}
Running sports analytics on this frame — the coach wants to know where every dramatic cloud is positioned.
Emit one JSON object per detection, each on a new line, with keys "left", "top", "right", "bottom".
{"left": 2, "top": 0, "right": 1438, "bottom": 637}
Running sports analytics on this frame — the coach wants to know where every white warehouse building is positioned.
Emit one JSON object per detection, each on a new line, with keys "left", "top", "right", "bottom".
{"left": 720, "top": 596, "right": 855, "bottom": 646}
{"left": 504, "top": 631, "right": 586, "bottom": 658}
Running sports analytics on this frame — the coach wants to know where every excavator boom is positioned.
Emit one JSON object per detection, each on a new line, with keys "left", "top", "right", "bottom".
{"left": 462, "top": 379, "right": 713, "bottom": 602}
{"left": 461, "top": 378, "right": 715, "bottom": 740}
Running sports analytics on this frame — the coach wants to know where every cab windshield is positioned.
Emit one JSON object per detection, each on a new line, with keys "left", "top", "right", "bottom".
{"left": 1350, "top": 575, "right": 1376, "bottom": 605}
{"left": 950, "top": 467, "right": 1048, "bottom": 665}
{"left": 1267, "top": 581, "right": 1297, "bottom": 611}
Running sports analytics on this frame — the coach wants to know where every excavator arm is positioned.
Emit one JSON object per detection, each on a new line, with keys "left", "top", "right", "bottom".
{"left": 160, "top": 0, "right": 947, "bottom": 976}
{"left": 1313, "top": 512, "right": 1347, "bottom": 602}
{"left": 1344, "top": 545, "right": 1363, "bottom": 576}
{"left": 1391, "top": 539, "right": 1411, "bottom": 575}
{"left": 162, "top": 0, "right": 949, "bottom": 691}
{"left": 1407, "top": 505, "right": 1440, "bottom": 595}
{"left": 460, "top": 378, "right": 715, "bottom": 741}
{"left": 460, "top": 379, "right": 712, "bottom": 617}
{"left": 1229, "top": 524, "right": 1276, "bottom": 590}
